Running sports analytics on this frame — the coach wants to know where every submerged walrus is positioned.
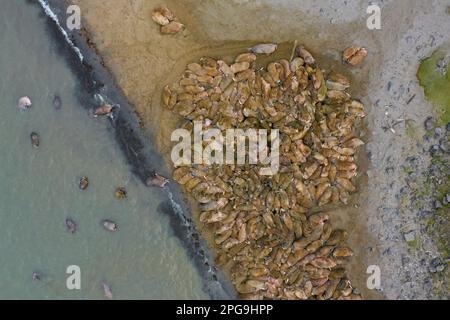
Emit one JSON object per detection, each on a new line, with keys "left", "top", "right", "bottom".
{"left": 30, "top": 132, "right": 40, "bottom": 148}
{"left": 65, "top": 218, "right": 77, "bottom": 234}
{"left": 145, "top": 173, "right": 169, "bottom": 188}
{"left": 53, "top": 95, "right": 62, "bottom": 110}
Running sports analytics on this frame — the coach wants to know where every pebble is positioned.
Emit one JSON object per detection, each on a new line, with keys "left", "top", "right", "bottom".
{"left": 436, "top": 264, "right": 446, "bottom": 272}
{"left": 430, "top": 258, "right": 441, "bottom": 267}
{"left": 429, "top": 145, "right": 440, "bottom": 156}
{"left": 443, "top": 194, "right": 450, "bottom": 205}
{"left": 434, "top": 200, "right": 443, "bottom": 209}
{"left": 434, "top": 127, "right": 442, "bottom": 137}
{"left": 419, "top": 210, "right": 432, "bottom": 218}
{"left": 446, "top": 122, "right": 450, "bottom": 131}
{"left": 424, "top": 116, "right": 435, "bottom": 131}
{"left": 439, "top": 139, "right": 448, "bottom": 152}
{"left": 402, "top": 255, "right": 410, "bottom": 265}
{"left": 385, "top": 166, "right": 394, "bottom": 174}
{"left": 404, "top": 231, "right": 416, "bottom": 242}
{"left": 429, "top": 258, "right": 446, "bottom": 273}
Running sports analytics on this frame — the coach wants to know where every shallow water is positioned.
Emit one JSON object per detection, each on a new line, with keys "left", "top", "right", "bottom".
{"left": 0, "top": 0, "right": 208, "bottom": 299}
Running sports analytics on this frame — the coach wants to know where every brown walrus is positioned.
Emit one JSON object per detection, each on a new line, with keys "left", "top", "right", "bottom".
{"left": 114, "top": 187, "right": 127, "bottom": 199}
{"left": 93, "top": 104, "right": 118, "bottom": 118}
{"left": 145, "top": 173, "right": 169, "bottom": 188}
{"left": 79, "top": 177, "right": 89, "bottom": 190}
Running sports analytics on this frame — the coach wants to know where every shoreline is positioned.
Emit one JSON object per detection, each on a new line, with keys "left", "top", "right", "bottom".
{"left": 35, "top": 0, "right": 236, "bottom": 299}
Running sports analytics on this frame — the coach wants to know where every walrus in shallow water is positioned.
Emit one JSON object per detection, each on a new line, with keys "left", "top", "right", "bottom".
{"left": 53, "top": 95, "right": 62, "bottom": 110}
{"left": 32, "top": 271, "right": 42, "bottom": 281}
{"left": 93, "top": 104, "right": 119, "bottom": 119}
{"left": 102, "top": 281, "right": 113, "bottom": 299}
{"left": 17, "top": 96, "right": 32, "bottom": 110}
{"left": 65, "top": 218, "right": 77, "bottom": 234}
{"left": 30, "top": 132, "right": 40, "bottom": 148}
{"left": 79, "top": 177, "right": 89, "bottom": 190}
{"left": 145, "top": 173, "right": 169, "bottom": 188}
{"left": 114, "top": 187, "right": 127, "bottom": 199}
{"left": 101, "top": 220, "right": 118, "bottom": 232}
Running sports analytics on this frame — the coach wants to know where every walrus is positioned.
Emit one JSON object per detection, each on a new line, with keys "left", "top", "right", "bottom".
{"left": 53, "top": 95, "right": 62, "bottom": 110}
{"left": 101, "top": 220, "right": 118, "bottom": 232}
{"left": 31, "top": 132, "right": 40, "bottom": 148}
{"left": 32, "top": 271, "right": 42, "bottom": 281}
{"left": 79, "top": 177, "right": 89, "bottom": 190}
{"left": 65, "top": 218, "right": 77, "bottom": 234}
{"left": 114, "top": 187, "right": 127, "bottom": 199}
{"left": 101, "top": 281, "right": 113, "bottom": 299}
{"left": 249, "top": 43, "right": 278, "bottom": 55}
{"left": 93, "top": 104, "right": 119, "bottom": 119}
{"left": 145, "top": 173, "right": 169, "bottom": 188}
{"left": 17, "top": 96, "right": 32, "bottom": 110}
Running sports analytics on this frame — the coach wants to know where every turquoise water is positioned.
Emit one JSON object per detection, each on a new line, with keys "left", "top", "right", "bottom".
{"left": 0, "top": 0, "right": 208, "bottom": 299}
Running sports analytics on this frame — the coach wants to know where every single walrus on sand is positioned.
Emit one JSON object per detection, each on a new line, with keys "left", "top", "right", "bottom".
{"left": 17, "top": 96, "right": 32, "bottom": 110}
{"left": 146, "top": 173, "right": 169, "bottom": 188}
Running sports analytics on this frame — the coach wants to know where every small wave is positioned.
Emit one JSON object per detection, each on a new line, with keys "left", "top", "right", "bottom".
{"left": 37, "top": 0, "right": 84, "bottom": 62}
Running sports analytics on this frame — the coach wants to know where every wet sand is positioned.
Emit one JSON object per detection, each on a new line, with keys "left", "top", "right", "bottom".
{"left": 43, "top": 0, "right": 450, "bottom": 299}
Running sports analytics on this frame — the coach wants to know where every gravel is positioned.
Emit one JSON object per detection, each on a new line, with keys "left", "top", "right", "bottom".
{"left": 424, "top": 116, "right": 436, "bottom": 131}
{"left": 404, "top": 231, "right": 416, "bottom": 242}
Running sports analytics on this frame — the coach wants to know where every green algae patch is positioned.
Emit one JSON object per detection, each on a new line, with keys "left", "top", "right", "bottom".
{"left": 417, "top": 49, "right": 450, "bottom": 126}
